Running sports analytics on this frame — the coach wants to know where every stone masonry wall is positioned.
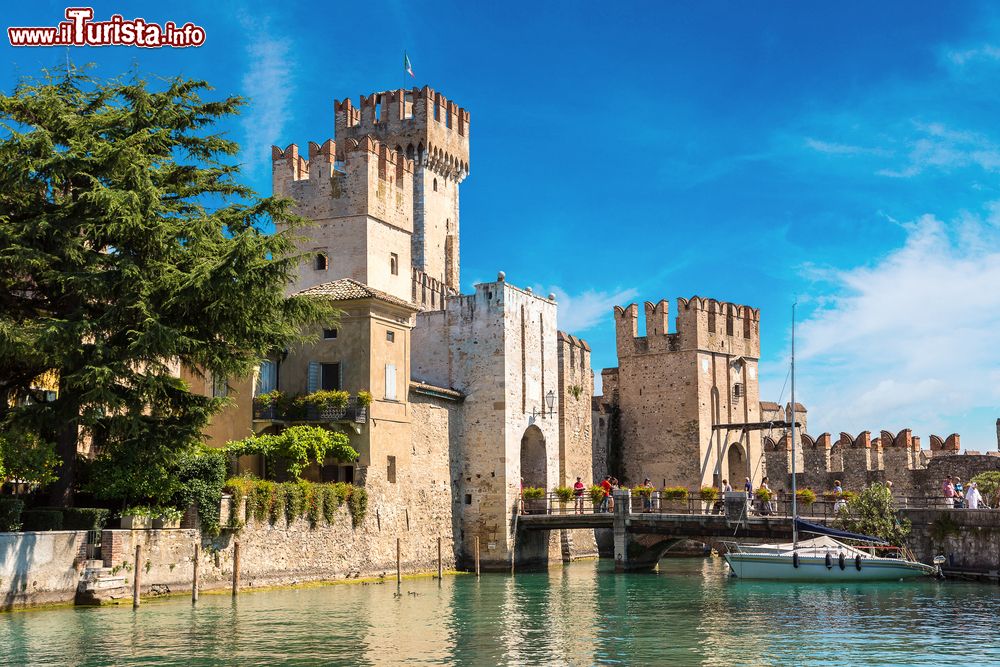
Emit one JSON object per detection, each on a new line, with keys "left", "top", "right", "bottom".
{"left": 0, "top": 531, "right": 88, "bottom": 609}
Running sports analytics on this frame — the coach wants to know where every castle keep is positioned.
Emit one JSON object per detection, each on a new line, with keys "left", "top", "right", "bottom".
{"left": 262, "top": 87, "right": 595, "bottom": 569}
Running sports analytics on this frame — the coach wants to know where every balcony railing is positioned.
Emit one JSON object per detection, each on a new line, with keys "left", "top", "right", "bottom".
{"left": 253, "top": 397, "right": 368, "bottom": 424}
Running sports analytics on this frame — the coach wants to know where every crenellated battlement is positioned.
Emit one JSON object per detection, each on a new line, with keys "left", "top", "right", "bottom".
{"left": 411, "top": 267, "right": 457, "bottom": 312}
{"left": 271, "top": 135, "right": 413, "bottom": 231}
{"left": 334, "top": 87, "right": 470, "bottom": 182}
{"left": 613, "top": 295, "right": 760, "bottom": 358}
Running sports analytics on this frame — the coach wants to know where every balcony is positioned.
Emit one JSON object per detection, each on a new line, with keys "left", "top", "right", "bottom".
{"left": 253, "top": 395, "right": 368, "bottom": 424}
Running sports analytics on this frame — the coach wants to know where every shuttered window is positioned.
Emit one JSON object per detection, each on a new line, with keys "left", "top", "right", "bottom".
{"left": 385, "top": 363, "right": 396, "bottom": 400}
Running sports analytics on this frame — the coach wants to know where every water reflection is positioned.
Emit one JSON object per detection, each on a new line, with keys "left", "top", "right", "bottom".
{"left": 1, "top": 558, "right": 999, "bottom": 666}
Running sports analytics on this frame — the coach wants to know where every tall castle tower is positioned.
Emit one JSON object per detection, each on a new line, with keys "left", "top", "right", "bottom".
{"left": 599, "top": 297, "right": 763, "bottom": 489}
{"left": 272, "top": 87, "right": 470, "bottom": 303}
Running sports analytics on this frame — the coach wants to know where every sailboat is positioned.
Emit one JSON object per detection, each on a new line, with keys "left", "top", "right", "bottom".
{"left": 723, "top": 302, "right": 941, "bottom": 581}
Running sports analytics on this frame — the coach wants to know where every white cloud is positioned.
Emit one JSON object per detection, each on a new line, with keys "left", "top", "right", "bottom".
{"left": 946, "top": 44, "right": 1000, "bottom": 66}
{"left": 792, "top": 209, "right": 1000, "bottom": 445}
{"left": 804, "top": 138, "right": 887, "bottom": 156}
{"left": 877, "top": 122, "right": 1000, "bottom": 178}
{"left": 544, "top": 285, "right": 639, "bottom": 335}
{"left": 238, "top": 13, "right": 293, "bottom": 177}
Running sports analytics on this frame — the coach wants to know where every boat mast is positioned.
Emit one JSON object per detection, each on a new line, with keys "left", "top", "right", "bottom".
{"left": 791, "top": 301, "right": 798, "bottom": 549}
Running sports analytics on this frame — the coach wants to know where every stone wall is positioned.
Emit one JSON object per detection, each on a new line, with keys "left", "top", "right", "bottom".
{"left": 0, "top": 531, "right": 88, "bottom": 609}
{"left": 904, "top": 508, "right": 1000, "bottom": 574}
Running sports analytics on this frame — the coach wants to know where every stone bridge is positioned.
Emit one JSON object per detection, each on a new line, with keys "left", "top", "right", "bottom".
{"left": 517, "top": 489, "right": 818, "bottom": 572}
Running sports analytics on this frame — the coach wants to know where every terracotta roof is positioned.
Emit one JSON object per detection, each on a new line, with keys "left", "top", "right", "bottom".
{"left": 786, "top": 402, "right": 808, "bottom": 412}
{"left": 409, "top": 380, "right": 464, "bottom": 400}
{"left": 759, "top": 401, "right": 781, "bottom": 411}
{"left": 294, "top": 279, "right": 417, "bottom": 309}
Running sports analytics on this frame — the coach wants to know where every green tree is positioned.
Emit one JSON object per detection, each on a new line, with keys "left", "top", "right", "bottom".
{"left": 0, "top": 66, "right": 330, "bottom": 505}
{"left": 0, "top": 427, "right": 59, "bottom": 494}
{"left": 971, "top": 471, "right": 1000, "bottom": 507}
{"left": 838, "top": 482, "right": 911, "bottom": 546}
{"left": 226, "top": 425, "right": 358, "bottom": 480}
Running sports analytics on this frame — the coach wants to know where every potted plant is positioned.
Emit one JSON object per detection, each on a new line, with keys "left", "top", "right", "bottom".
{"left": 661, "top": 486, "right": 689, "bottom": 512}
{"left": 521, "top": 486, "right": 547, "bottom": 514}
{"left": 152, "top": 507, "right": 184, "bottom": 529}
{"left": 632, "top": 485, "right": 654, "bottom": 512}
{"left": 589, "top": 485, "right": 607, "bottom": 512}
{"left": 754, "top": 487, "right": 773, "bottom": 515}
{"left": 118, "top": 506, "right": 155, "bottom": 530}
{"left": 553, "top": 486, "right": 574, "bottom": 513}
{"left": 253, "top": 390, "right": 282, "bottom": 419}
{"left": 796, "top": 489, "right": 817, "bottom": 506}
{"left": 700, "top": 486, "right": 719, "bottom": 513}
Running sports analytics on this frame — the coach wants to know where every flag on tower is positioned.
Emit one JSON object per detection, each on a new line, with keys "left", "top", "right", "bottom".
{"left": 404, "top": 52, "right": 415, "bottom": 78}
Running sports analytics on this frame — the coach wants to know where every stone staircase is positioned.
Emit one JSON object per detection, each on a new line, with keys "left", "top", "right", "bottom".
{"left": 75, "top": 559, "right": 129, "bottom": 605}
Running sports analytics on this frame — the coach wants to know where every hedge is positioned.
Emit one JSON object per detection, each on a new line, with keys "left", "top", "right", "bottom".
{"left": 0, "top": 498, "right": 24, "bottom": 531}
{"left": 20, "top": 509, "right": 64, "bottom": 531}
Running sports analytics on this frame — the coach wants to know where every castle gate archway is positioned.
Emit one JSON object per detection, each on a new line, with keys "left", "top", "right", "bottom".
{"left": 726, "top": 442, "right": 747, "bottom": 486}
{"left": 520, "top": 425, "right": 547, "bottom": 489}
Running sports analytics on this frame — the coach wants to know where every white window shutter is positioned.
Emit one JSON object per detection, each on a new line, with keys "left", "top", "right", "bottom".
{"left": 307, "top": 362, "right": 320, "bottom": 393}
{"left": 385, "top": 364, "right": 396, "bottom": 400}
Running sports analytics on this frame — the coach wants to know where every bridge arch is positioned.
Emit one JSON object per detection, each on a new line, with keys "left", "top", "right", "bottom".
{"left": 520, "top": 424, "right": 547, "bottom": 489}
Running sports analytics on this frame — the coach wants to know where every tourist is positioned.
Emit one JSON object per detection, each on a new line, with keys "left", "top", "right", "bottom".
{"left": 833, "top": 480, "right": 847, "bottom": 513}
{"left": 966, "top": 482, "right": 982, "bottom": 510}
{"left": 722, "top": 479, "right": 733, "bottom": 493}
{"left": 942, "top": 477, "right": 956, "bottom": 508}
{"left": 642, "top": 478, "right": 653, "bottom": 512}
{"left": 760, "top": 476, "right": 774, "bottom": 515}
{"left": 744, "top": 477, "right": 754, "bottom": 515}
{"left": 600, "top": 475, "right": 612, "bottom": 512}
{"left": 573, "top": 476, "right": 586, "bottom": 514}
{"left": 609, "top": 477, "right": 619, "bottom": 512}
{"left": 954, "top": 477, "right": 965, "bottom": 508}
{"left": 886, "top": 480, "right": 893, "bottom": 495}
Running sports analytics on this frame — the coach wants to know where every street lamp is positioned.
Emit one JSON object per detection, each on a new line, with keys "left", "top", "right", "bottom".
{"left": 532, "top": 390, "right": 556, "bottom": 419}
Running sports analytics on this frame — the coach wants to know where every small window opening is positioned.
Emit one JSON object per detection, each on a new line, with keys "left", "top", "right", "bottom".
{"left": 315, "top": 253, "right": 329, "bottom": 271}
{"left": 323, "top": 328, "right": 338, "bottom": 340}
{"left": 386, "top": 330, "right": 395, "bottom": 343}
{"left": 464, "top": 494, "right": 472, "bottom": 505}
{"left": 733, "top": 383, "right": 744, "bottom": 400}
{"left": 390, "top": 253, "right": 399, "bottom": 276}
{"left": 433, "top": 178, "right": 438, "bottom": 192}
{"left": 387, "top": 456, "right": 397, "bottom": 484}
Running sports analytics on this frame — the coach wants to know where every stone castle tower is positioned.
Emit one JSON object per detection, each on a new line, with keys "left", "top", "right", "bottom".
{"left": 272, "top": 87, "right": 469, "bottom": 303}
{"left": 597, "top": 297, "right": 763, "bottom": 489}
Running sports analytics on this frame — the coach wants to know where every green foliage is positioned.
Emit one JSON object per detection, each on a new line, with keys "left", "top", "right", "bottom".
{"left": 356, "top": 391, "right": 373, "bottom": 407}
{"left": 120, "top": 505, "right": 181, "bottom": 521}
{"left": 662, "top": 486, "right": 689, "bottom": 500}
{"left": 754, "top": 488, "right": 772, "bottom": 501}
{"left": 568, "top": 385, "right": 584, "bottom": 400}
{"left": 226, "top": 426, "right": 358, "bottom": 480}
{"left": 521, "top": 486, "right": 545, "bottom": 500}
{"left": 0, "top": 429, "right": 59, "bottom": 489}
{"left": 304, "top": 390, "right": 350, "bottom": 409}
{"left": 61, "top": 508, "right": 110, "bottom": 531}
{"left": 173, "top": 446, "right": 227, "bottom": 536}
{"left": 837, "top": 483, "right": 910, "bottom": 547}
{"left": 589, "top": 485, "right": 606, "bottom": 506}
{"left": 0, "top": 498, "right": 25, "bottom": 531}
{"left": 21, "top": 509, "right": 63, "bottom": 531}
{"left": 633, "top": 486, "right": 655, "bottom": 498}
{"left": 348, "top": 487, "right": 367, "bottom": 527}
{"left": 553, "top": 486, "right": 574, "bottom": 503}
{"left": 700, "top": 487, "right": 719, "bottom": 502}
{"left": 253, "top": 390, "right": 283, "bottom": 407}
{"left": 0, "top": 66, "right": 331, "bottom": 504}
{"left": 224, "top": 477, "right": 364, "bottom": 529}
{"left": 971, "top": 471, "right": 1000, "bottom": 506}
{"left": 796, "top": 489, "right": 817, "bottom": 505}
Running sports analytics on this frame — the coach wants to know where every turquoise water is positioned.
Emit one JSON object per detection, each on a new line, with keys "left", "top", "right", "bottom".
{"left": 2, "top": 558, "right": 998, "bottom": 666}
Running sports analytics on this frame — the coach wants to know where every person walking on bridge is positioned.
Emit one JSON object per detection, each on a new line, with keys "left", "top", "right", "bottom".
{"left": 966, "top": 482, "right": 982, "bottom": 510}
{"left": 600, "top": 476, "right": 612, "bottom": 513}
{"left": 573, "top": 477, "right": 586, "bottom": 514}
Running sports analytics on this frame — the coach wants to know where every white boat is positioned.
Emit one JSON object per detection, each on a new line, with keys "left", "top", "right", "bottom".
{"left": 723, "top": 302, "right": 941, "bottom": 582}
{"left": 723, "top": 532, "right": 939, "bottom": 581}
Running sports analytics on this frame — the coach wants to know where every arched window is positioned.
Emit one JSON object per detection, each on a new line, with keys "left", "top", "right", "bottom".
{"left": 315, "top": 252, "right": 328, "bottom": 271}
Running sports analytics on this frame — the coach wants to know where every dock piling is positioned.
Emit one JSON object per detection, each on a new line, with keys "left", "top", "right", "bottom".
{"left": 232, "top": 540, "right": 241, "bottom": 597}
{"left": 132, "top": 544, "right": 142, "bottom": 609}
{"left": 192, "top": 543, "right": 200, "bottom": 604}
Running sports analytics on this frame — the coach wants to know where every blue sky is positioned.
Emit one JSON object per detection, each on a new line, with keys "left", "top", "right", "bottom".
{"left": 3, "top": 1, "right": 1000, "bottom": 449}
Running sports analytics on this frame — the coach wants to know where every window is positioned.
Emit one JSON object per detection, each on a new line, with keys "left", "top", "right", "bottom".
{"left": 433, "top": 178, "right": 438, "bottom": 192}
{"left": 385, "top": 363, "right": 397, "bottom": 400}
{"left": 387, "top": 456, "right": 397, "bottom": 484}
{"left": 464, "top": 494, "right": 472, "bottom": 505}
{"left": 321, "top": 363, "right": 341, "bottom": 391}
{"left": 212, "top": 374, "right": 228, "bottom": 398}
{"left": 390, "top": 253, "right": 399, "bottom": 276}
{"left": 315, "top": 252, "right": 328, "bottom": 271}
{"left": 386, "top": 330, "right": 395, "bottom": 343}
{"left": 323, "top": 328, "right": 338, "bottom": 340}
{"left": 255, "top": 361, "right": 276, "bottom": 395}
{"left": 733, "top": 383, "right": 743, "bottom": 400}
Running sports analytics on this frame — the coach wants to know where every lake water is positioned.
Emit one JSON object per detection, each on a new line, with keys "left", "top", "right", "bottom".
{"left": 2, "top": 558, "right": 997, "bottom": 666}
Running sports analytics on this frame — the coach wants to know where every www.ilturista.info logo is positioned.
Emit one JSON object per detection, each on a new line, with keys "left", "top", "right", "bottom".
{"left": 8, "top": 8, "right": 206, "bottom": 48}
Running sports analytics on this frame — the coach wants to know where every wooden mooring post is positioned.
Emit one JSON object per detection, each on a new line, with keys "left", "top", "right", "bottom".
{"left": 132, "top": 544, "right": 142, "bottom": 609}
{"left": 437, "top": 536, "right": 443, "bottom": 580}
{"left": 192, "top": 543, "right": 200, "bottom": 604}
{"left": 232, "top": 540, "right": 241, "bottom": 597}
{"left": 474, "top": 536, "right": 480, "bottom": 579}
{"left": 396, "top": 537, "right": 402, "bottom": 585}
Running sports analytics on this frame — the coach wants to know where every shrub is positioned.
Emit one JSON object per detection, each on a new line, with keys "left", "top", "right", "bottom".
{"left": 700, "top": 487, "right": 719, "bottom": 502}
{"left": 633, "top": 485, "right": 654, "bottom": 497}
{"left": 254, "top": 390, "right": 282, "bottom": 406}
{"left": 223, "top": 477, "right": 256, "bottom": 529}
{"left": 971, "top": 471, "right": 1000, "bottom": 505}
{"left": 589, "top": 485, "right": 606, "bottom": 506}
{"left": 521, "top": 487, "right": 545, "bottom": 500}
{"left": 302, "top": 481, "right": 321, "bottom": 528}
{"left": 21, "top": 509, "right": 63, "bottom": 531}
{"left": 754, "top": 488, "right": 772, "bottom": 501}
{"left": 836, "top": 483, "right": 910, "bottom": 546}
{"left": 348, "top": 487, "right": 368, "bottom": 527}
{"left": 61, "top": 508, "right": 110, "bottom": 531}
{"left": 662, "top": 487, "right": 688, "bottom": 500}
{"left": 174, "top": 447, "right": 228, "bottom": 537}
{"left": 0, "top": 498, "right": 25, "bottom": 531}
{"left": 356, "top": 390, "right": 373, "bottom": 407}
{"left": 554, "top": 486, "right": 574, "bottom": 503}
{"left": 796, "top": 489, "right": 817, "bottom": 505}
{"left": 226, "top": 426, "right": 358, "bottom": 480}
{"left": 284, "top": 483, "right": 305, "bottom": 525}
{"left": 304, "top": 390, "right": 350, "bottom": 410}
{"left": 248, "top": 480, "right": 275, "bottom": 524}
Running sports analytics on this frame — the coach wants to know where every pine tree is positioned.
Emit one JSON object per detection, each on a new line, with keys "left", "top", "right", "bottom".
{"left": 0, "top": 66, "right": 329, "bottom": 505}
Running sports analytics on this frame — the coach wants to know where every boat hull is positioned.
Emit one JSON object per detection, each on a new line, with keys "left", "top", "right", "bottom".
{"left": 724, "top": 553, "right": 935, "bottom": 581}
